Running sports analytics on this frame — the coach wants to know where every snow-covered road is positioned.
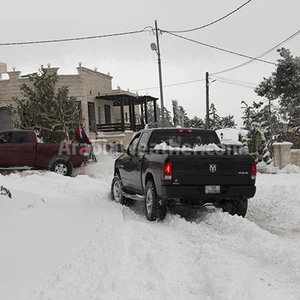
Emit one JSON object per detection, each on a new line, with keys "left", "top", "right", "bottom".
{"left": 1, "top": 155, "right": 300, "bottom": 300}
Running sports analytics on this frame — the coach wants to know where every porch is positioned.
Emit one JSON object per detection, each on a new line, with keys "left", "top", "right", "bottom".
{"left": 95, "top": 94, "right": 158, "bottom": 132}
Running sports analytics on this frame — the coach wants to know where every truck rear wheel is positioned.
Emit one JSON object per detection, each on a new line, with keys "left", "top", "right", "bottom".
{"left": 145, "top": 180, "right": 167, "bottom": 221}
{"left": 221, "top": 199, "right": 248, "bottom": 217}
{"left": 234, "top": 199, "right": 248, "bottom": 217}
{"left": 111, "top": 175, "right": 132, "bottom": 206}
{"left": 50, "top": 159, "right": 73, "bottom": 176}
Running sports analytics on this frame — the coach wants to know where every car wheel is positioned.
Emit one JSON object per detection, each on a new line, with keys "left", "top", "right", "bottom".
{"left": 145, "top": 180, "right": 167, "bottom": 221}
{"left": 50, "top": 159, "right": 73, "bottom": 176}
{"left": 111, "top": 175, "right": 132, "bottom": 206}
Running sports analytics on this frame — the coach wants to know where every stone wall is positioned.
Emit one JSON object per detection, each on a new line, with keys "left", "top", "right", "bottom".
{"left": 291, "top": 150, "right": 300, "bottom": 167}
{"left": 272, "top": 142, "right": 300, "bottom": 169}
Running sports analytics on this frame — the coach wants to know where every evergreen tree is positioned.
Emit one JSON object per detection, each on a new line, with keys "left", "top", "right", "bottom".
{"left": 11, "top": 68, "right": 81, "bottom": 143}
{"left": 146, "top": 102, "right": 172, "bottom": 127}
{"left": 255, "top": 48, "right": 300, "bottom": 131}
{"left": 220, "top": 114, "right": 236, "bottom": 129}
{"left": 241, "top": 101, "right": 273, "bottom": 163}
{"left": 172, "top": 99, "right": 180, "bottom": 126}
{"left": 178, "top": 105, "right": 191, "bottom": 127}
{"left": 189, "top": 116, "right": 204, "bottom": 128}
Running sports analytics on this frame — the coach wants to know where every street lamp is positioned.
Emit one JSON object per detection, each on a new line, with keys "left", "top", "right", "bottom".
{"left": 151, "top": 20, "right": 165, "bottom": 128}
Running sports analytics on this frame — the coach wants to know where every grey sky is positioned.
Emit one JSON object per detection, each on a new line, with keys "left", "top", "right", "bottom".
{"left": 1, "top": 0, "right": 299, "bottom": 127}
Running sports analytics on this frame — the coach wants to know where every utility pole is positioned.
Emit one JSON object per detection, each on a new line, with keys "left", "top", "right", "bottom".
{"left": 154, "top": 20, "right": 165, "bottom": 128}
{"left": 205, "top": 72, "right": 210, "bottom": 129}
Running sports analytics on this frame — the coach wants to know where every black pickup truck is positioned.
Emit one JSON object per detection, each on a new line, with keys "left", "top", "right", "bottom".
{"left": 111, "top": 128, "right": 256, "bottom": 221}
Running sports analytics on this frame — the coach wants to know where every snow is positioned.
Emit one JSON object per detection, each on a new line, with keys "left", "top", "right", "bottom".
{"left": 154, "top": 142, "right": 224, "bottom": 152}
{"left": 216, "top": 128, "right": 248, "bottom": 142}
{"left": 1, "top": 154, "right": 300, "bottom": 300}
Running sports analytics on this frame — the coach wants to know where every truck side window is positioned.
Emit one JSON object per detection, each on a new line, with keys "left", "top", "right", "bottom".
{"left": 137, "top": 132, "right": 150, "bottom": 153}
{"left": 0, "top": 132, "right": 13, "bottom": 144}
{"left": 12, "top": 132, "right": 29, "bottom": 144}
{"left": 128, "top": 133, "right": 141, "bottom": 155}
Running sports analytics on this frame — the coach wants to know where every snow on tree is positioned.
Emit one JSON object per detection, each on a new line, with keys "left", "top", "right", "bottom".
{"left": 189, "top": 116, "right": 204, "bottom": 128}
{"left": 255, "top": 48, "right": 300, "bottom": 131}
{"left": 172, "top": 99, "right": 180, "bottom": 126}
{"left": 220, "top": 114, "right": 236, "bottom": 129}
{"left": 241, "top": 101, "right": 273, "bottom": 163}
{"left": 10, "top": 67, "right": 81, "bottom": 143}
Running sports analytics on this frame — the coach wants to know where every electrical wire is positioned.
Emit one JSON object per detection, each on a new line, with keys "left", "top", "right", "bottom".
{"left": 212, "top": 75, "right": 258, "bottom": 87}
{"left": 162, "top": 0, "right": 252, "bottom": 33}
{"left": 212, "top": 77, "right": 256, "bottom": 89}
{"left": 131, "top": 78, "right": 206, "bottom": 92}
{"left": 164, "top": 31, "right": 276, "bottom": 65}
{"left": 211, "top": 28, "right": 300, "bottom": 75}
{"left": 0, "top": 26, "right": 153, "bottom": 46}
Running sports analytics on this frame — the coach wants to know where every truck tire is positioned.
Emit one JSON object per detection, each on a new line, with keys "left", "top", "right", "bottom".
{"left": 50, "top": 158, "right": 73, "bottom": 176}
{"left": 111, "top": 175, "right": 132, "bottom": 206}
{"left": 221, "top": 199, "right": 248, "bottom": 217}
{"left": 144, "top": 180, "right": 167, "bottom": 221}
{"left": 234, "top": 199, "right": 248, "bottom": 217}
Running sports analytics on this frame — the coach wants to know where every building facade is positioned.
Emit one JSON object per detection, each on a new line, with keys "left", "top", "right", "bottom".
{"left": 0, "top": 63, "right": 142, "bottom": 136}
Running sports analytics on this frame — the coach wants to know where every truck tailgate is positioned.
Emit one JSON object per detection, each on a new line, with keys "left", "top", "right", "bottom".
{"left": 171, "top": 154, "right": 254, "bottom": 186}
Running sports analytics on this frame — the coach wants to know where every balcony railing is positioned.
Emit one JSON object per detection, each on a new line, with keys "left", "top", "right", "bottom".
{"left": 97, "top": 122, "right": 146, "bottom": 132}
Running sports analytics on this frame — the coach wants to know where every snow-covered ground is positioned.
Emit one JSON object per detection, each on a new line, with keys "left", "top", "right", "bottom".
{"left": 1, "top": 154, "right": 300, "bottom": 300}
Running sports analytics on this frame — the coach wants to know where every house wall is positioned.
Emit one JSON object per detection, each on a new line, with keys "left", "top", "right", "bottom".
{"left": 0, "top": 62, "right": 7, "bottom": 78}
{"left": 0, "top": 64, "right": 145, "bottom": 138}
{"left": 0, "top": 65, "right": 116, "bottom": 135}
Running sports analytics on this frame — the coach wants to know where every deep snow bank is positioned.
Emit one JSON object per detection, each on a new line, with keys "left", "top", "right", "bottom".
{"left": 1, "top": 154, "right": 300, "bottom": 300}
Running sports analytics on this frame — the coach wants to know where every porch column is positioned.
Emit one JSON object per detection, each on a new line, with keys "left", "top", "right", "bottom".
{"left": 120, "top": 97, "right": 125, "bottom": 132}
{"left": 140, "top": 102, "right": 144, "bottom": 125}
{"left": 144, "top": 99, "right": 148, "bottom": 124}
{"left": 131, "top": 100, "right": 136, "bottom": 132}
{"left": 129, "top": 98, "right": 133, "bottom": 130}
{"left": 153, "top": 99, "right": 158, "bottom": 124}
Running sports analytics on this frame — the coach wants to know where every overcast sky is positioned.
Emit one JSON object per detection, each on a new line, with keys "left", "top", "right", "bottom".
{"left": 1, "top": 0, "right": 299, "bottom": 127}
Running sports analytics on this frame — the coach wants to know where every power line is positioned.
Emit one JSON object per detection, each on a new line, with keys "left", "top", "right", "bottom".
{"left": 212, "top": 28, "right": 300, "bottom": 75}
{"left": 212, "top": 75, "right": 258, "bottom": 87}
{"left": 164, "top": 31, "right": 276, "bottom": 65}
{"left": 162, "top": 0, "right": 252, "bottom": 33}
{"left": 0, "top": 27, "right": 152, "bottom": 46}
{"left": 131, "top": 78, "right": 205, "bottom": 92}
{"left": 212, "top": 77, "right": 256, "bottom": 89}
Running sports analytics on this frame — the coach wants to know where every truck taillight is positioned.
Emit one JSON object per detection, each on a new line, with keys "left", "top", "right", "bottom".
{"left": 251, "top": 162, "right": 256, "bottom": 180}
{"left": 177, "top": 129, "right": 193, "bottom": 133}
{"left": 163, "top": 162, "right": 173, "bottom": 180}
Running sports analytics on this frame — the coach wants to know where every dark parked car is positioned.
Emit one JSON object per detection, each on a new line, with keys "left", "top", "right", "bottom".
{"left": 0, "top": 130, "right": 90, "bottom": 176}
{"left": 111, "top": 128, "right": 256, "bottom": 221}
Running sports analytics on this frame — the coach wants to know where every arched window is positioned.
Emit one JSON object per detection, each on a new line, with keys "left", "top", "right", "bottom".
{"left": 0, "top": 107, "right": 12, "bottom": 131}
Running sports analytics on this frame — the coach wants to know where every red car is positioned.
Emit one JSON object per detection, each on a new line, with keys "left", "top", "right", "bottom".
{"left": 0, "top": 130, "right": 89, "bottom": 176}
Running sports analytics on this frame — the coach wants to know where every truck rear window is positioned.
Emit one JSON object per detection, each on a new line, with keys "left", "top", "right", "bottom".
{"left": 149, "top": 131, "right": 221, "bottom": 150}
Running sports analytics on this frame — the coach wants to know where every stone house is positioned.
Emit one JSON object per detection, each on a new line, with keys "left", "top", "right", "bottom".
{"left": 0, "top": 63, "right": 158, "bottom": 140}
